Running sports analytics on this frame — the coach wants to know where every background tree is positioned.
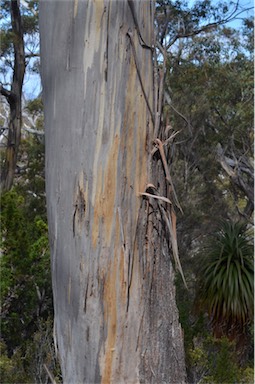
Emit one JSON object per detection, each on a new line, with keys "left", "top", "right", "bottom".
{"left": 170, "top": 25, "right": 253, "bottom": 217}
{"left": 0, "top": 130, "right": 60, "bottom": 382}
{"left": 157, "top": 5, "right": 254, "bottom": 382}
{"left": 0, "top": 0, "right": 39, "bottom": 191}
{"left": 0, "top": 2, "right": 56, "bottom": 381}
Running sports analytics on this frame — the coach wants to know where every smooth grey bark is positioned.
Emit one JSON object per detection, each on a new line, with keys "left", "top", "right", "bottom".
{"left": 40, "top": 1, "right": 186, "bottom": 383}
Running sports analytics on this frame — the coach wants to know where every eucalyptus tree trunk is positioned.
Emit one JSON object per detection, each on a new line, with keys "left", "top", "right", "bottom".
{"left": 40, "top": 1, "right": 186, "bottom": 383}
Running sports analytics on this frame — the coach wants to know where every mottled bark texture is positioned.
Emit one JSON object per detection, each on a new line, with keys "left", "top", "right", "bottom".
{"left": 39, "top": 1, "right": 186, "bottom": 383}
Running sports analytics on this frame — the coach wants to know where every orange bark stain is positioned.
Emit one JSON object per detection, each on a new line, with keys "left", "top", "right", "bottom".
{"left": 101, "top": 242, "right": 118, "bottom": 383}
{"left": 100, "top": 219, "right": 128, "bottom": 382}
{"left": 102, "top": 134, "right": 119, "bottom": 246}
{"left": 92, "top": 135, "right": 119, "bottom": 249}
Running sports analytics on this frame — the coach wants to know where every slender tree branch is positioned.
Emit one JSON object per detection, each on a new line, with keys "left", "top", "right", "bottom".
{"left": 164, "top": 2, "right": 253, "bottom": 50}
{"left": 22, "top": 126, "right": 44, "bottom": 136}
{"left": 25, "top": 52, "right": 40, "bottom": 59}
{"left": 43, "top": 364, "right": 57, "bottom": 384}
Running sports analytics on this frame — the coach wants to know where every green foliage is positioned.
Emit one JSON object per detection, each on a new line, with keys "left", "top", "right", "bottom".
{"left": 0, "top": 188, "right": 54, "bottom": 379}
{"left": 0, "top": 72, "right": 58, "bottom": 378}
{"left": 208, "top": 338, "right": 240, "bottom": 383}
{"left": 0, "top": 341, "right": 31, "bottom": 383}
{"left": 239, "top": 367, "right": 254, "bottom": 384}
{"left": 15, "top": 132, "right": 46, "bottom": 217}
{"left": 0, "top": 188, "right": 52, "bottom": 353}
{"left": 167, "top": 21, "right": 253, "bottom": 222}
{"left": 0, "top": 29, "right": 13, "bottom": 56}
{"left": 188, "top": 336, "right": 253, "bottom": 383}
{"left": 25, "top": 319, "right": 62, "bottom": 384}
{"left": 22, "top": 13, "right": 39, "bottom": 34}
{"left": 25, "top": 97, "right": 43, "bottom": 116}
{"left": 0, "top": 131, "right": 55, "bottom": 380}
{"left": 198, "top": 221, "right": 253, "bottom": 327}
{"left": 164, "top": 8, "right": 254, "bottom": 380}
{"left": 0, "top": 320, "right": 61, "bottom": 384}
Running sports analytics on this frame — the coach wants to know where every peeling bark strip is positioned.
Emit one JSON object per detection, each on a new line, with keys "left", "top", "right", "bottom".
{"left": 40, "top": 1, "right": 186, "bottom": 383}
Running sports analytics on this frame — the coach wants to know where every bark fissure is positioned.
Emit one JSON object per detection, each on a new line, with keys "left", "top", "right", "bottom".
{"left": 104, "top": 4, "right": 110, "bottom": 82}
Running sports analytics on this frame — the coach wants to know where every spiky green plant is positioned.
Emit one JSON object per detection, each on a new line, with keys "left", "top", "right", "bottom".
{"left": 200, "top": 221, "right": 254, "bottom": 329}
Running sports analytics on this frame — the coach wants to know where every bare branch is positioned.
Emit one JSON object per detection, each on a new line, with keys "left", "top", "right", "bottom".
{"left": 22, "top": 126, "right": 44, "bottom": 136}
{"left": 160, "top": 1, "right": 254, "bottom": 50}
{"left": 164, "top": 89, "right": 193, "bottom": 133}
{"left": 43, "top": 364, "right": 57, "bottom": 384}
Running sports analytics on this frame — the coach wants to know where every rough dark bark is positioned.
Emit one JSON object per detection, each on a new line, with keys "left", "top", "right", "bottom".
{"left": 40, "top": 1, "right": 186, "bottom": 383}
{"left": 0, "top": 0, "right": 25, "bottom": 191}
